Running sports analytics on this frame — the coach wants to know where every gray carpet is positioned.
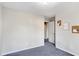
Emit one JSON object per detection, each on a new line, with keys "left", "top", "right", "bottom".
{"left": 5, "top": 42, "right": 73, "bottom": 56}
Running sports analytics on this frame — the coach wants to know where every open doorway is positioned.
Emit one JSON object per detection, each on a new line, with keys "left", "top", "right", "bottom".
{"left": 44, "top": 22, "right": 48, "bottom": 42}
{"left": 44, "top": 16, "right": 56, "bottom": 46}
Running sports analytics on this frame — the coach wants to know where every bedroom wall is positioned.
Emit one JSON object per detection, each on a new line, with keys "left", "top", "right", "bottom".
{"left": 1, "top": 7, "right": 44, "bottom": 55}
{"left": 55, "top": 2, "right": 79, "bottom": 55}
{"left": 0, "top": 6, "right": 2, "bottom": 55}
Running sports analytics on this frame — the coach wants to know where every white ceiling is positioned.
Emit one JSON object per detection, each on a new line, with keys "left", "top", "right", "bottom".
{"left": 0, "top": 2, "right": 59, "bottom": 17}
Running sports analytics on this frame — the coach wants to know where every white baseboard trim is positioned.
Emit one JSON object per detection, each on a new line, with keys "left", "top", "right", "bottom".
{"left": 1, "top": 44, "right": 44, "bottom": 56}
{"left": 56, "top": 47, "right": 78, "bottom": 56}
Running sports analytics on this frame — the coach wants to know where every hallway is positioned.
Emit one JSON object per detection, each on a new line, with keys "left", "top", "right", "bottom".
{"left": 5, "top": 42, "right": 73, "bottom": 56}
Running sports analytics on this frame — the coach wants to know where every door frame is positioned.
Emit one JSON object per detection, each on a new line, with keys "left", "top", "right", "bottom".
{"left": 48, "top": 16, "right": 56, "bottom": 46}
{"left": 54, "top": 16, "right": 56, "bottom": 47}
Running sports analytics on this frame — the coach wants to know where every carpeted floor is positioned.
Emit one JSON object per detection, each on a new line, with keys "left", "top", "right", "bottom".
{"left": 5, "top": 42, "right": 73, "bottom": 56}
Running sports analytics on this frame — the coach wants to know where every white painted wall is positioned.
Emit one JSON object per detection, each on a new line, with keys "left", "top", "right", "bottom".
{"left": 55, "top": 3, "right": 79, "bottom": 55}
{"left": 0, "top": 6, "right": 2, "bottom": 55}
{"left": 1, "top": 7, "right": 44, "bottom": 55}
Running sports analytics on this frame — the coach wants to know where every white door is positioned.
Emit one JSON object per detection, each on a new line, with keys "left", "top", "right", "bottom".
{"left": 48, "top": 21, "right": 55, "bottom": 44}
